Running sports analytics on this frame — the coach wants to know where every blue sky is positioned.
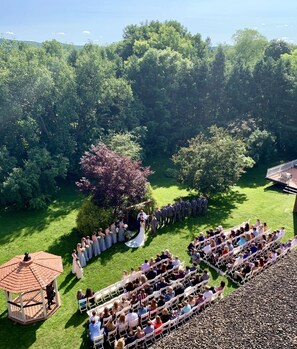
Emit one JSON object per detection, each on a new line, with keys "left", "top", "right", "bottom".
{"left": 1, "top": 0, "right": 296, "bottom": 45}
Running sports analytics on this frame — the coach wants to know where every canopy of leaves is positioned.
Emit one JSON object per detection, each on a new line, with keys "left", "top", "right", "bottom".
{"left": 76, "top": 144, "right": 152, "bottom": 211}
{"left": 173, "top": 127, "right": 254, "bottom": 196}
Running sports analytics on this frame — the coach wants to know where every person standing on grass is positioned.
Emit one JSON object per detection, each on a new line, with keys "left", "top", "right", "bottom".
{"left": 150, "top": 214, "right": 158, "bottom": 235}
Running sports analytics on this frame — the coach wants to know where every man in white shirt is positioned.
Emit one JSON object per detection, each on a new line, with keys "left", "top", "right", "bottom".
{"left": 125, "top": 309, "right": 139, "bottom": 327}
{"left": 172, "top": 256, "right": 180, "bottom": 267}
{"left": 141, "top": 259, "right": 150, "bottom": 273}
{"left": 203, "top": 287, "right": 213, "bottom": 302}
{"left": 202, "top": 243, "right": 212, "bottom": 256}
{"left": 137, "top": 209, "right": 148, "bottom": 221}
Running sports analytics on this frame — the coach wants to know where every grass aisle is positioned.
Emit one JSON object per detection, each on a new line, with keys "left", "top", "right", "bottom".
{"left": 0, "top": 162, "right": 295, "bottom": 349}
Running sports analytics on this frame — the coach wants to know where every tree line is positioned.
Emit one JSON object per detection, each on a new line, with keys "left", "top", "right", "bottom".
{"left": 0, "top": 21, "right": 296, "bottom": 209}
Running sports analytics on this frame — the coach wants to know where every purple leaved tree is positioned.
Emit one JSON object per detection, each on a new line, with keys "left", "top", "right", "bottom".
{"left": 76, "top": 144, "right": 152, "bottom": 214}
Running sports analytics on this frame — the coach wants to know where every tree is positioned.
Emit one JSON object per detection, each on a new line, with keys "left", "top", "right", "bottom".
{"left": 105, "top": 132, "right": 143, "bottom": 160}
{"left": 76, "top": 144, "right": 152, "bottom": 213}
{"left": 172, "top": 127, "right": 254, "bottom": 196}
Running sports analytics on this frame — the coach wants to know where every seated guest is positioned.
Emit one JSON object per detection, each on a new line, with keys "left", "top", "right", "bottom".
{"left": 157, "top": 295, "right": 165, "bottom": 307}
{"left": 89, "top": 310, "right": 100, "bottom": 323}
{"left": 172, "top": 256, "right": 181, "bottom": 267}
{"left": 112, "top": 301, "right": 122, "bottom": 315}
{"left": 120, "top": 296, "right": 130, "bottom": 308}
{"left": 143, "top": 283, "right": 154, "bottom": 295}
{"left": 200, "top": 270, "right": 210, "bottom": 282}
{"left": 125, "top": 330, "right": 136, "bottom": 345}
{"left": 161, "top": 308, "right": 171, "bottom": 323}
{"left": 160, "top": 251, "right": 168, "bottom": 260}
{"left": 100, "top": 307, "right": 111, "bottom": 319}
{"left": 198, "top": 232, "right": 205, "bottom": 241}
{"left": 203, "top": 286, "right": 214, "bottom": 302}
{"left": 137, "top": 289, "right": 147, "bottom": 302}
{"left": 144, "top": 320, "right": 154, "bottom": 334}
{"left": 117, "top": 314, "right": 128, "bottom": 334}
{"left": 166, "top": 260, "right": 174, "bottom": 270}
{"left": 181, "top": 300, "right": 192, "bottom": 314}
{"left": 104, "top": 319, "right": 115, "bottom": 335}
{"left": 174, "top": 282, "right": 185, "bottom": 299}
{"left": 190, "top": 262, "right": 199, "bottom": 271}
{"left": 137, "top": 303, "right": 148, "bottom": 317}
{"left": 164, "top": 286, "right": 175, "bottom": 302}
{"left": 89, "top": 319, "right": 102, "bottom": 341}
{"left": 234, "top": 261, "right": 251, "bottom": 280}
{"left": 148, "top": 298, "right": 158, "bottom": 311}
{"left": 135, "top": 326, "right": 145, "bottom": 339}
{"left": 156, "top": 277, "right": 171, "bottom": 291}
{"left": 155, "top": 254, "right": 162, "bottom": 263}
{"left": 77, "top": 289, "right": 85, "bottom": 302}
{"left": 85, "top": 287, "right": 95, "bottom": 306}
{"left": 196, "top": 293, "right": 204, "bottom": 305}
{"left": 202, "top": 243, "right": 212, "bottom": 257}
{"left": 191, "top": 250, "right": 201, "bottom": 264}
{"left": 146, "top": 267, "right": 157, "bottom": 280}
{"left": 125, "top": 309, "right": 138, "bottom": 328}
{"left": 141, "top": 260, "right": 150, "bottom": 273}
{"left": 188, "top": 241, "right": 195, "bottom": 252}
{"left": 152, "top": 315, "right": 163, "bottom": 334}
{"left": 250, "top": 243, "right": 258, "bottom": 254}
{"left": 114, "top": 338, "right": 125, "bottom": 349}
{"left": 188, "top": 295, "right": 196, "bottom": 307}
{"left": 215, "top": 281, "right": 226, "bottom": 293}
{"left": 149, "top": 257, "right": 156, "bottom": 266}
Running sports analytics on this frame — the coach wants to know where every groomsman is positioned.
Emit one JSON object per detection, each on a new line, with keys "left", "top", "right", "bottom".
{"left": 201, "top": 197, "right": 208, "bottom": 215}
{"left": 191, "top": 199, "right": 197, "bottom": 217}
{"left": 180, "top": 199, "right": 185, "bottom": 220}
{"left": 161, "top": 206, "right": 167, "bottom": 226}
{"left": 196, "top": 197, "right": 202, "bottom": 216}
{"left": 185, "top": 200, "right": 191, "bottom": 218}
{"left": 166, "top": 203, "right": 174, "bottom": 225}
{"left": 150, "top": 215, "right": 158, "bottom": 235}
{"left": 175, "top": 201, "right": 181, "bottom": 222}
{"left": 154, "top": 208, "right": 162, "bottom": 229}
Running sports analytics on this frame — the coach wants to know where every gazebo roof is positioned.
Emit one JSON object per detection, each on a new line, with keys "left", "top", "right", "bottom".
{"left": 0, "top": 251, "right": 63, "bottom": 293}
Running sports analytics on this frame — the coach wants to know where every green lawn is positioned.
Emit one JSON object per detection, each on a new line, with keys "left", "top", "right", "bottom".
{"left": 0, "top": 160, "right": 296, "bottom": 349}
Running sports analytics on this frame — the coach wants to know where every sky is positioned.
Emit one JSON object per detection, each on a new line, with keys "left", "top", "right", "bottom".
{"left": 1, "top": 0, "right": 296, "bottom": 46}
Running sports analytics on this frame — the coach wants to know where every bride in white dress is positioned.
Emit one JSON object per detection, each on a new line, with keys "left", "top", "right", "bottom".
{"left": 125, "top": 219, "right": 146, "bottom": 248}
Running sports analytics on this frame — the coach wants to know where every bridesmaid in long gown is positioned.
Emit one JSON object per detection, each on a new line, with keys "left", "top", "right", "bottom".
{"left": 92, "top": 232, "right": 101, "bottom": 256}
{"left": 72, "top": 249, "right": 78, "bottom": 274}
{"left": 75, "top": 258, "right": 83, "bottom": 279}
{"left": 118, "top": 219, "right": 125, "bottom": 242}
{"left": 81, "top": 237, "right": 89, "bottom": 262}
{"left": 86, "top": 236, "right": 93, "bottom": 260}
{"left": 110, "top": 222, "right": 117, "bottom": 244}
{"left": 98, "top": 229, "right": 106, "bottom": 252}
{"left": 76, "top": 243, "right": 86, "bottom": 267}
{"left": 105, "top": 227, "right": 112, "bottom": 249}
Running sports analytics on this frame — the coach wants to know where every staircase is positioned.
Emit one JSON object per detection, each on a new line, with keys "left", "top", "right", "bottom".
{"left": 283, "top": 186, "right": 297, "bottom": 194}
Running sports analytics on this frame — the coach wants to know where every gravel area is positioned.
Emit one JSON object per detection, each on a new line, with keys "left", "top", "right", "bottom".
{"left": 153, "top": 249, "right": 297, "bottom": 349}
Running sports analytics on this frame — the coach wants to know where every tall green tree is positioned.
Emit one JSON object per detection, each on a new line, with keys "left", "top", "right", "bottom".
{"left": 173, "top": 127, "right": 254, "bottom": 195}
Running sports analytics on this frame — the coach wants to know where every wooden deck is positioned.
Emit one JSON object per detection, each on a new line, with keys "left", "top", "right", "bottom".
{"left": 267, "top": 168, "right": 297, "bottom": 190}
{"left": 9, "top": 289, "right": 60, "bottom": 324}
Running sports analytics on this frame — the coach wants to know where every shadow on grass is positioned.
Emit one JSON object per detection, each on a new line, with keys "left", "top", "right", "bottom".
{"left": 0, "top": 313, "right": 43, "bottom": 349}
{"left": 65, "top": 310, "right": 86, "bottom": 329}
{"left": 237, "top": 165, "right": 269, "bottom": 189}
{"left": 0, "top": 183, "right": 83, "bottom": 246}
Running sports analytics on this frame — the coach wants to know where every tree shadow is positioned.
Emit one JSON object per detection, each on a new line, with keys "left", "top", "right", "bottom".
{"left": 237, "top": 165, "right": 269, "bottom": 189}
{"left": 0, "top": 183, "right": 83, "bottom": 246}
{"left": 293, "top": 213, "right": 297, "bottom": 235}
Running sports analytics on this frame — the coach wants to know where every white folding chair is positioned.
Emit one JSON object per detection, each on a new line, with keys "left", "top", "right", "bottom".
{"left": 93, "top": 334, "right": 104, "bottom": 349}
{"left": 136, "top": 336, "right": 146, "bottom": 348}
{"left": 78, "top": 299, "right": 87, "bottom": 313}
{"left": 107, "top": 328, "right": 117, "bottom": 346}
{"left": 145, "top": 331, "right": 155, "bottom": 346}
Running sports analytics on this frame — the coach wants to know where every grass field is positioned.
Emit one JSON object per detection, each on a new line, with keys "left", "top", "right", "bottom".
{"left": 0, "top": 158, "right": 296, "bottom": 349}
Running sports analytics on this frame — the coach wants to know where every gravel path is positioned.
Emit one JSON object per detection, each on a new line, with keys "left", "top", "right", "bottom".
{"left": 153, "top": 249, "right": 297, "bottom": 349}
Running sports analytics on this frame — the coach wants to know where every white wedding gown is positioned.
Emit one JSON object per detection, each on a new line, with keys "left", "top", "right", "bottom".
{"left": 125, "top": 222, "right": 146, "bottom": 248}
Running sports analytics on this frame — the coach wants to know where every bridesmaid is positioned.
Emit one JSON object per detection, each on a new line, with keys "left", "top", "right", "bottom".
{"left": 86, "top": 236, "right": 93, "bottom": 260}
{"left": 75, "top": 258, "right": 83, "bottom": 279}
{"left": 110, "top": 222, "right": 117, "bottom": 244}
{"left": 98, "top": 228, "right": 106, "bottom": 252}
{"left": 105, "top": 226, "right": 112, "bottom": 249}
{"left": 71, "top": 249, "right": 78, "bottom": 274}
{"left": 76, "top": 243, "right": 86, "bottom": 268}
{"left": 92, "top": 231, "right": 101, "bottom": 256}
{"left": 118, "top": 219, "right": 125, "bottom": 242}
{"left": 81, "top": 237, "right": 89, "bottom": 262}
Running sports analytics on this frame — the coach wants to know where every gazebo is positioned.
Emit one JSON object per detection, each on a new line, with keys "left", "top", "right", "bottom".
{"left": 0, "top": 251, "right": 63, "bottom": 324}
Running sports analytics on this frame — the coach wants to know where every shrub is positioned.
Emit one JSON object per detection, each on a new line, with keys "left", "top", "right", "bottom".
{"left": 76, "top": 196, "right": 114, "bottom": 235}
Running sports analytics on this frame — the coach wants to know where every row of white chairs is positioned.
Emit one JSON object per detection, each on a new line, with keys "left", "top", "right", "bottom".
{"left": 214, "top": 230, "right": 270, "bottom": 267}
{"left": 92, "top": 282, "right": 219, "bottom": 348}
{"left": 86, "top": 268, "right": 204, "bottom": 318}
{"left": 78, "top": 258, "right": 170, "bottom": 312}
{"left": 193, "top": 222, "right": 248, "bottom": 250}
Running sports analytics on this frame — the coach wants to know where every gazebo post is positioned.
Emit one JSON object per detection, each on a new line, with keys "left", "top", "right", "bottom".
{"left": 5, "top": 291, "right": 11, "bottom": 317}
{"left": 53, "top": 278, "right": 60, "bottom": 306}
{"left": 40, "top": 288, "right": 47, "bottom": 318}
{"left": 19, "top": 293, "right": 26, "bottom": 322}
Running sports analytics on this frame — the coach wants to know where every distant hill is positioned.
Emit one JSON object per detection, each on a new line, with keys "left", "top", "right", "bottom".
{"left": 0, "top": 38, "right": 83, "bottom": 49}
